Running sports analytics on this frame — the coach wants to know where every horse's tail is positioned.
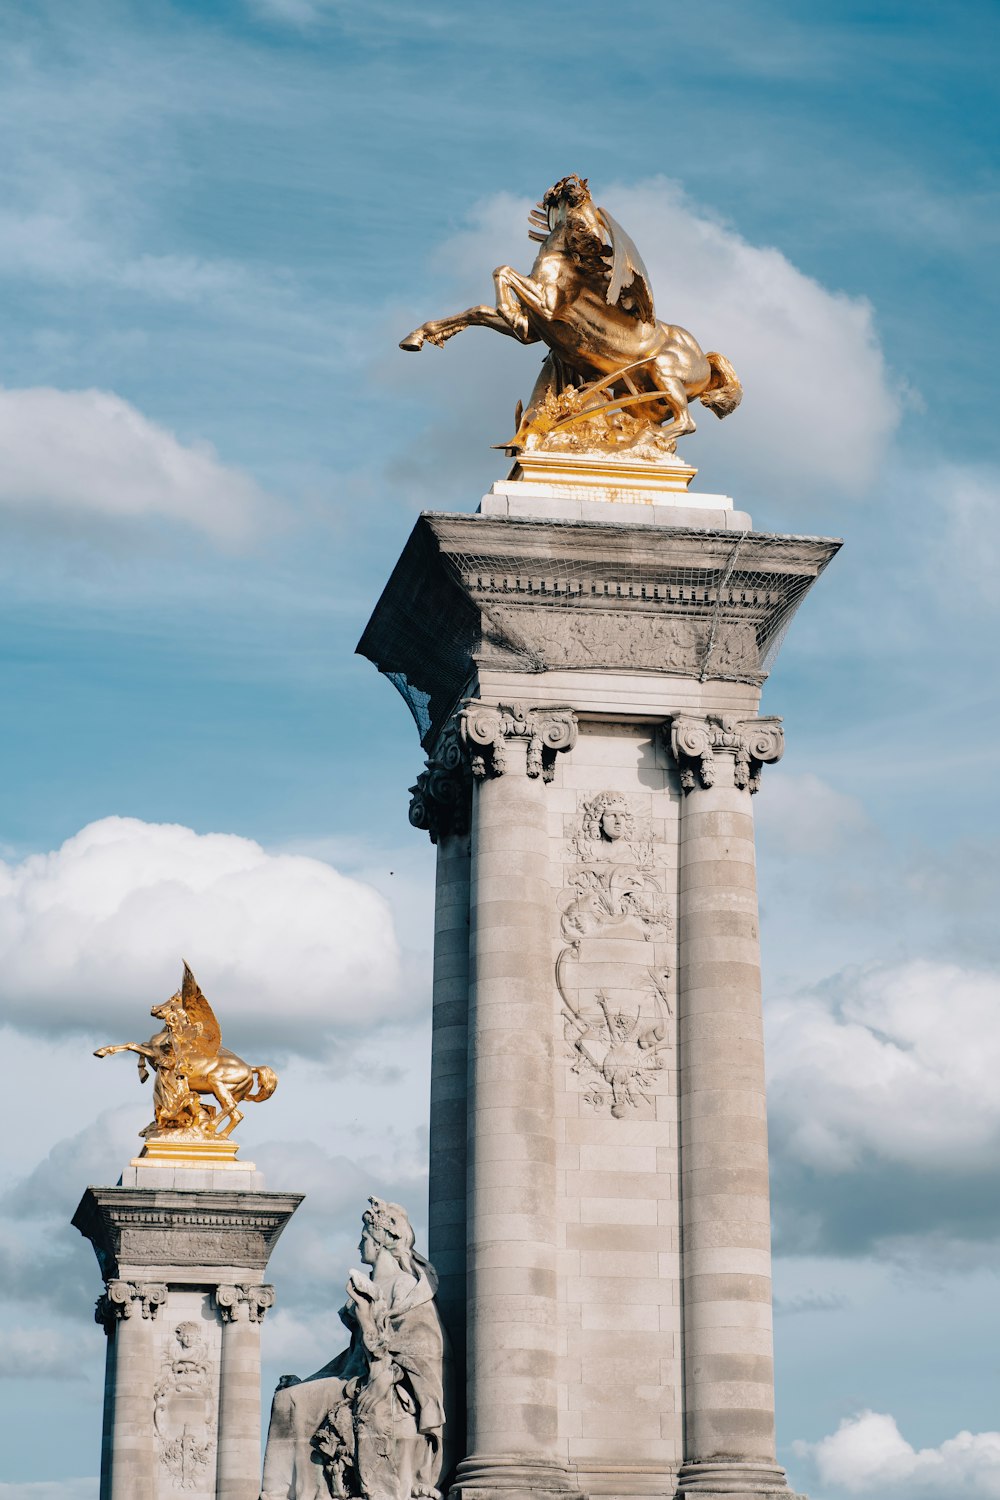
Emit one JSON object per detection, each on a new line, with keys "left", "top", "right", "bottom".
{"left": 247, "top": 1065, "right": 278, "bottom": 1103}
{"left": 699, "top": 351, "right": 743, "bottom": 418}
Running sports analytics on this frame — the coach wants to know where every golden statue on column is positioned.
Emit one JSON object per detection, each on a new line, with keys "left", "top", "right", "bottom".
{"left": 401, "top": 173, "right": 741, "bottom": 459}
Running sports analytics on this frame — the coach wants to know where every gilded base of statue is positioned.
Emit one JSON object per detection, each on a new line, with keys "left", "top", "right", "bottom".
{"left": 130, "top": 1136, "right": 258, "bottom": 1173}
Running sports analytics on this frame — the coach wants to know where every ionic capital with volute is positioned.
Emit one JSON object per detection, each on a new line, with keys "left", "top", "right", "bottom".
{"left": 214, "top": 1282, "right": 275, "bottom": 1323}
{"left": 409, "top": 725, "right": 472, "bottom": 844}
{"left": 95, "top": 1278, "right": 167, "bottom": 1332}
{"left": 459, "top": 700, "right": 577, "bottom": 781}
{"left": 667, "top": 712, "right": 784, "bottom": 793}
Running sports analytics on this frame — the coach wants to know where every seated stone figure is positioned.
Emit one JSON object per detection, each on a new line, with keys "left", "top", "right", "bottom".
{"left": 261, "top": 1197, "right": 448, "bottom": 1500}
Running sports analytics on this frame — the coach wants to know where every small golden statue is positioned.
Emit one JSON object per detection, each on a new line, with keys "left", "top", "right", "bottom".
{"left": 95, "top": 962, "right": 277, "bottom": 1144}
{"left": 401, "top": 174, "right": 742, "bottom": 459}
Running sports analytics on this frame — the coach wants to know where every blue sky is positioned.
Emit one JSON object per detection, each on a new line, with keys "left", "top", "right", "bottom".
{"left": 1, "top": 2, "right": 999, "bottom": 1497}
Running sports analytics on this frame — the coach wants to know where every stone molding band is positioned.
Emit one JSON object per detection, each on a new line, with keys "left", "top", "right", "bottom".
{"left": 95, "top": 1278, "right": 167, "bottom": 1330}
{"left": 214, "top": 1282, "right": 275, "bottom": 1323}
{"left": 668, "top": 712, "right": 784, "bottom": 793}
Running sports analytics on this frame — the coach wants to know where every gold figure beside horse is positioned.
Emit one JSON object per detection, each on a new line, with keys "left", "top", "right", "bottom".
{"left": 401, "top": 173, "right": 742, "bottom": 457}
{"left": 95, "top": 962, "right": 277, "bottom": 1141}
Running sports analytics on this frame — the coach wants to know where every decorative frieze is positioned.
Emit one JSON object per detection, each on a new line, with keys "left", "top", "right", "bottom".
{"left": 214, "top": 1282, "right": 275, "bottom": 1323}
{"left": 668, "top": 713, "right": 784, "bottom": 793}
{"left": 95, "top": 1278, "right": 167, "bottom": 1330}
{"left": 409, "top": 726, "right": 472, "bottom": 844}
{"left": 459, "top": 700, "right": 578, "bottom": 780}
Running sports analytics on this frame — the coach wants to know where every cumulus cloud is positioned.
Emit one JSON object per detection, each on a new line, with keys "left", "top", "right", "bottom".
{"left": 0, "top": 387, "right": 270, "bottom": 541}
{"left": 398, "top": 178, "right": 900, "bottom": 503}
{"left": 798, "top": 1411, "right": 1000, "bottom": 1498}
{"left": 0, "top": 816, "right": 405, "bottom": 1053}
{"left": 768, "top": 959, "right": 1000, "bottom": 1173}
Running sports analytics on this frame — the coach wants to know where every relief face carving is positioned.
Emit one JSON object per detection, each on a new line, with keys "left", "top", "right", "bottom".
{"left": 154, "top": 1321, "right": 215, "bottom": 1491}
{"left": 558, "top": 791, "right": 674, "bottom": 1118}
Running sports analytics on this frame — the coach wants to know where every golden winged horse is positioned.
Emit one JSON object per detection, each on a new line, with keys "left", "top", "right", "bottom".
{"left": 400, "top": 173, "right": 742, "bottom": 452}
{"left": 95, "top": 963, "right": 277, "bottom": 1140}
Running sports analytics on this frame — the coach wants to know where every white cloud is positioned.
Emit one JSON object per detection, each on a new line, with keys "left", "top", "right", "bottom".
{"left": 414, "top": 178, "right": 900, "bottom": 499}
{"left": 0, "top": 817, "right": 406, "bottom": 1053}
{"left": 799, "top": 1410, "right": 1000, "bottom": 1498}
{"left": 768, "top": 959, "right": 1000, "bottom": 1172}
{"left": 0, "top": 386, "right": 270, "bottom": 541}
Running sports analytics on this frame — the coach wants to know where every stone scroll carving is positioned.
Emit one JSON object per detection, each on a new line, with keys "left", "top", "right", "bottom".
{"left": 409, "top": 727, "right": 471, "bottom": 845}
{"left": 215, "top": 1282, "right": 275, "bottom": 1323}
{"left": 557, "top": 791, "right": 673, "bottom": 1119}
{"left": 668, "top": 713, "right": 784, "bottom": 793}
{"left": 154, "top": 1321, "right": 215, "bottom": 1491}
{"left": 95, "top": 1278, "right": 167, "bottom": 1330}
{"left": 459, "top": 700, "right": 577, "bottom": 781}
{"left": 261, "top": 1197, "right": 449, "bottom": 1500}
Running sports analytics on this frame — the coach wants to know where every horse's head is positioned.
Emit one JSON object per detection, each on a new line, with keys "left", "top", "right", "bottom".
{"left": 151, "top": 989, "right": 186, "bottom": 1026}
{"left": 543, "top": 174, "right": 592, "bottom": 213}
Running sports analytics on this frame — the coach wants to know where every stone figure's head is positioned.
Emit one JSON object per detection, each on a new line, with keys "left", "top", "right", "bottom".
{"left": 582, "top": 792, "right": 635, "bottom": 845}
{"left": 175, "top": 1321, "right": 201, "bottom": 1350}
{"left": 361, "top": 1196, "right": 416, "bottom": 1274}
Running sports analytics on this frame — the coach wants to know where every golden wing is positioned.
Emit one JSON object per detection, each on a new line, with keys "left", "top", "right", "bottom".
{"left": 175, "top": 961, "right": 222, "bottom": 1066}
{"left": 597, "top": 207, "right": 655, "bottom": 323}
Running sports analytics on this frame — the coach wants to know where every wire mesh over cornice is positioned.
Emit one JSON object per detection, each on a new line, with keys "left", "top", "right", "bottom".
{"left": 357, "top": 512, "right": 841, "bottom": 748}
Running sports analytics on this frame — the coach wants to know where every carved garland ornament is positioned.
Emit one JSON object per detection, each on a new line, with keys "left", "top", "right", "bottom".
{"left": 668, "top": 713, "right": 784, "bottom": 793}
{"left": 459, "top": 700, "right": 577, "bottom": 780}
{"left": 154, "top": 1321, "right": 215, "bottom": 1492}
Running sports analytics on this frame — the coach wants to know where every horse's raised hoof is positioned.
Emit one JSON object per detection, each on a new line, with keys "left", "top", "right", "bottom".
{"left": 399, "top": 329, "right": 425, "bottom": 351}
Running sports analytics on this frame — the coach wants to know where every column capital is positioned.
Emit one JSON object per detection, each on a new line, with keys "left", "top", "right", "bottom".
{"left": 214, "top": 1282, "right": 275, "bottom": 1323}
{"left": 409, "top": 725, "right": 472, "bottom": 844}
{"left": 95, "top": 1278, "right": 167, "bottom": 1331}
{"left": 667, "top": 713, "right": 784, "bottom": 794}
{"left": 459, "top": 700, "right": 577, "bottom": 781}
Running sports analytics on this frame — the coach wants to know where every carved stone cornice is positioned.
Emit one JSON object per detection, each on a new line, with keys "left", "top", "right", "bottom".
{"left": 460, "top": 701, "right": 577, "bottom": 781}
{"left": 95, "top": 1278, "right": 167, "bottom": 1331}
{"left": 214, "top": 1283, "right": 275, "bottom": 1324}
{"left": 409, "top": 726, "right": 472, "bottom": 844}
{"left": 667, "top": 713, "right": 784, "bottom": 794}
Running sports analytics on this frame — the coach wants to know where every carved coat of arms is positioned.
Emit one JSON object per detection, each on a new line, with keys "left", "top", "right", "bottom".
{"left": 557, "top": 791, "right": 674, "bottom": 1118}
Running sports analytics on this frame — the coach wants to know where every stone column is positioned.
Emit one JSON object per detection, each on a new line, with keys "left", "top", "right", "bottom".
{"left": 410, "top": 723, "right": 474, "bottom": 1421}
{"left": 216, "top": 1284, "right": 275, "bottom": 1500}
{"left": 669, "top": 714, "right": 791, "bottom": 1499}
{"left": 97, "top": 1280, "right": 166, "bottom": 1500}
{"left": 452, "top": 702, "right": 579, "bottom": 1500}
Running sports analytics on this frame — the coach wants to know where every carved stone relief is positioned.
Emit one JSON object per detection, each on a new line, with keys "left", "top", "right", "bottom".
{"left": 154, "top": 1320, "right": 215, "bottom": 1492}
{"left": 557, "top": 791, "right": 674, "bottom": 1119}
{"left": 668, "top": 713, "right": 784, "bottom": 793}
{"left": 484, "top": 606, "right": 760, "bottom": 678}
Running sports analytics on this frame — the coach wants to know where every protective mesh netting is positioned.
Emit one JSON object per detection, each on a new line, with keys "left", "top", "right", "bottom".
{"left": 365, "top": 519, "right": 839, "bottom": 745}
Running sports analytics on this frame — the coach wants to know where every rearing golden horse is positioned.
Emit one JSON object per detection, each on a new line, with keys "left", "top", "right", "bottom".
{"left": 400, "top": 173, "right": 741, "bottom": 452}
{"left": 95, "top": 963, "right": 276, "bottom": 1140}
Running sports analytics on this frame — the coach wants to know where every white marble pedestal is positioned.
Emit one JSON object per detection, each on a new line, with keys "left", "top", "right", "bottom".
{"left": 74, "top": 1171, "right": 302, "bottom": 1500}
{"left": 359, "top": 467, "right": 835, "bottom": 1500}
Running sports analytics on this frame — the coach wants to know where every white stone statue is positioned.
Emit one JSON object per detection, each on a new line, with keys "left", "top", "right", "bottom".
{"left": 261, "top": 1197, "right": 449, "bottom": 1500}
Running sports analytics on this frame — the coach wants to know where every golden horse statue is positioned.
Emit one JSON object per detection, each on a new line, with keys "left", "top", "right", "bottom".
{"left": 400, "top": 173, "right": 742, "bottom": 455}
{"left": 95, "top": 963, "right": 277, "bottom": 1140}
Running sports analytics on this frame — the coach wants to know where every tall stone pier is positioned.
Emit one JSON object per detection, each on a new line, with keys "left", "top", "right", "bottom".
{"left": 359, "top": 457, "right": 838, "bottom": 1500}
{"left": 74, "top": 1160, "right": 301, "bottom": 1500}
